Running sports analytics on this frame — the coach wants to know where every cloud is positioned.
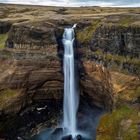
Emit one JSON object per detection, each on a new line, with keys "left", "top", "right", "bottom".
{"left": 0, "top": 0, "right": 140, "bottom": 7}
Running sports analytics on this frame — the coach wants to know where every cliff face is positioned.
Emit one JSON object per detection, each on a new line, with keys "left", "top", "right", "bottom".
{"left": 1, "top": 12, "right": 140, "bottom": 115}
{"left": 0, "top": 21, "right": 63, "bottom": 114}
{"left": 0, "top": 18, "right": 114, "bottom": 115}
{"left": 92, "top": 25, "right": 140, "bottom": 57}
{"left": 7, "top": 21, "right": 61, "bottom": 49}
{"left": 76, "top": 15, "right": 140, "bottom": 75}
{"left": 0, "top": 58, "right": 63, "bottom": 113}
{"left": 76, "top": 16, "right": 140, "bottom": 140}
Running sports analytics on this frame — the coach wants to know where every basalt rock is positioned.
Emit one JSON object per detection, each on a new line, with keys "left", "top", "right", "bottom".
{"left": 6, "top": 21, "right": 63, "bottom": 49}
{"left": 76, "top": 15, "right": 140, "bottom": 75}
{"left": 91, "top": 25, "right": 140, "bottom": 58}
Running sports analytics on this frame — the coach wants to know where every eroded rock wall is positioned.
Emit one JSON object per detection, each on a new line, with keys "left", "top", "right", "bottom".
{"left": 0, "top": 20, "right": 114, "bottom": 114}
{"left": 76, "top": 16, "right": 140, "bottom": 75}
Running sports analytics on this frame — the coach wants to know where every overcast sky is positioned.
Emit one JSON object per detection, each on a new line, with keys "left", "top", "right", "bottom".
{"left": 0, "top": 0, "right": 140, "bottom": 7}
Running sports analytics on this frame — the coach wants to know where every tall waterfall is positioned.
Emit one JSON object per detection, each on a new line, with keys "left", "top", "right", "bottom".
{"left": 62, "top": 24, "right": 79, "bottom": 136}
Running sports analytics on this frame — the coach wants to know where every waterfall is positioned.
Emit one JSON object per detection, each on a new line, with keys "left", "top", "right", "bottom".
{"left": 62, "top": 24, "right": 79, "bottom": 137}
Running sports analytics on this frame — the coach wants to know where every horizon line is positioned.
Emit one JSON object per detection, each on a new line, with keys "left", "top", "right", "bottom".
{"left": 0, "top": 2, "right": 140, "bottom": 8}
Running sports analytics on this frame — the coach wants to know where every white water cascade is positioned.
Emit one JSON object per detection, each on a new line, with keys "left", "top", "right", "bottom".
{"left": 62, "top": 24, "right": 79, "bottom": 137}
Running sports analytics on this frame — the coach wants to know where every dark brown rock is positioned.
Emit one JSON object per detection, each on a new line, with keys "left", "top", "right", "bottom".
{"left": 0, "top": 21, "right": 12, "bottom": 34}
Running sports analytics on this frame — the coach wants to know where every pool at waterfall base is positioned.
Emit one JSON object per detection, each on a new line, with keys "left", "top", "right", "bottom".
{"left": 29, "top": 104, "right": 105, "bottom": 140}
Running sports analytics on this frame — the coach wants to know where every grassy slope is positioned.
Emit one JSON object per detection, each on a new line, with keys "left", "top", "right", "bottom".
{"left": 97, "top": 105, "right": 139, "bottom": 140}
{"left": 0, "top": 89, "right": 20, "bottom": 109}
{"left": 0, "top": 34, "right": 8, "bottom": 49}
{"left": 77, "top": 19, "right": 102, "bottom": 43}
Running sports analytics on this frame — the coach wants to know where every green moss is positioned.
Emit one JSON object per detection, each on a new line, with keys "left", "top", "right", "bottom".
{"left": 97, "top": 105, "right": 139, "bottom": 140}
{"left": 77, "top": 19, "right": 102, "bottom": 43}
{"left": 0, "top": 89, "right": 19, "bottom": 108}
{"left": 0, "top": 34, "right": 8, "bottom": 49}
{"left": 0, "top": 89, "right": 17, "bottom": 99}
{"left": 94, "top": 50, "right": 103, "bottom": 56}
{"left": 105, "top": 53, "right": 113, "bottom": 61}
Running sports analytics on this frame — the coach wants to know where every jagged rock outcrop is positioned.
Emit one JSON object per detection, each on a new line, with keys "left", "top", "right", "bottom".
{"left": 79, "top": 61, "right": 114, "bottom": 110}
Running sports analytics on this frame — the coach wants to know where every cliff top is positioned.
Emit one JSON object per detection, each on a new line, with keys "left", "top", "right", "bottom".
{"left": 0, "top": 3, "right": 140, "bottom": 25}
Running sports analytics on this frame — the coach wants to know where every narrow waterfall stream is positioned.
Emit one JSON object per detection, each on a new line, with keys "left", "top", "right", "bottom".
{"left": 62, "top": 24, "right": 79, "bottom": 137}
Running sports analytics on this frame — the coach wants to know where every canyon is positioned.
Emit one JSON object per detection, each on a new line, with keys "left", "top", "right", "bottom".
{"left": 0, "top": 4, "right": 139, "bottom": 140}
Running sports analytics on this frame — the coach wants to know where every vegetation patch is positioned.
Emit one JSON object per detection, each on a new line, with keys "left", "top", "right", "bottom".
{"left": 0, "top": 89, "right": 19, "bottom": 109}
{"left": 97, "top": 105, "right": 139, "bottom": 140}
{"left": 0, "top": 33, "right": 8, "bottom": 49}
{"left": 77, "top": 19, "right": 102, "bottom": 43}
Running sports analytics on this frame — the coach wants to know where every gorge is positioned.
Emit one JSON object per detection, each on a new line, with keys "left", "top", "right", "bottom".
{"left": 0, "top": 3, "right": 139, "bottom": 140}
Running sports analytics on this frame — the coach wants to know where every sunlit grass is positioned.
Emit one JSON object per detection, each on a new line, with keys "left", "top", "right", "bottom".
{"left": 97, "top": 105, "right": 139, "bottom": 140}
{"left": 0, "top": 89, "right": 19, "bottom": 108}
